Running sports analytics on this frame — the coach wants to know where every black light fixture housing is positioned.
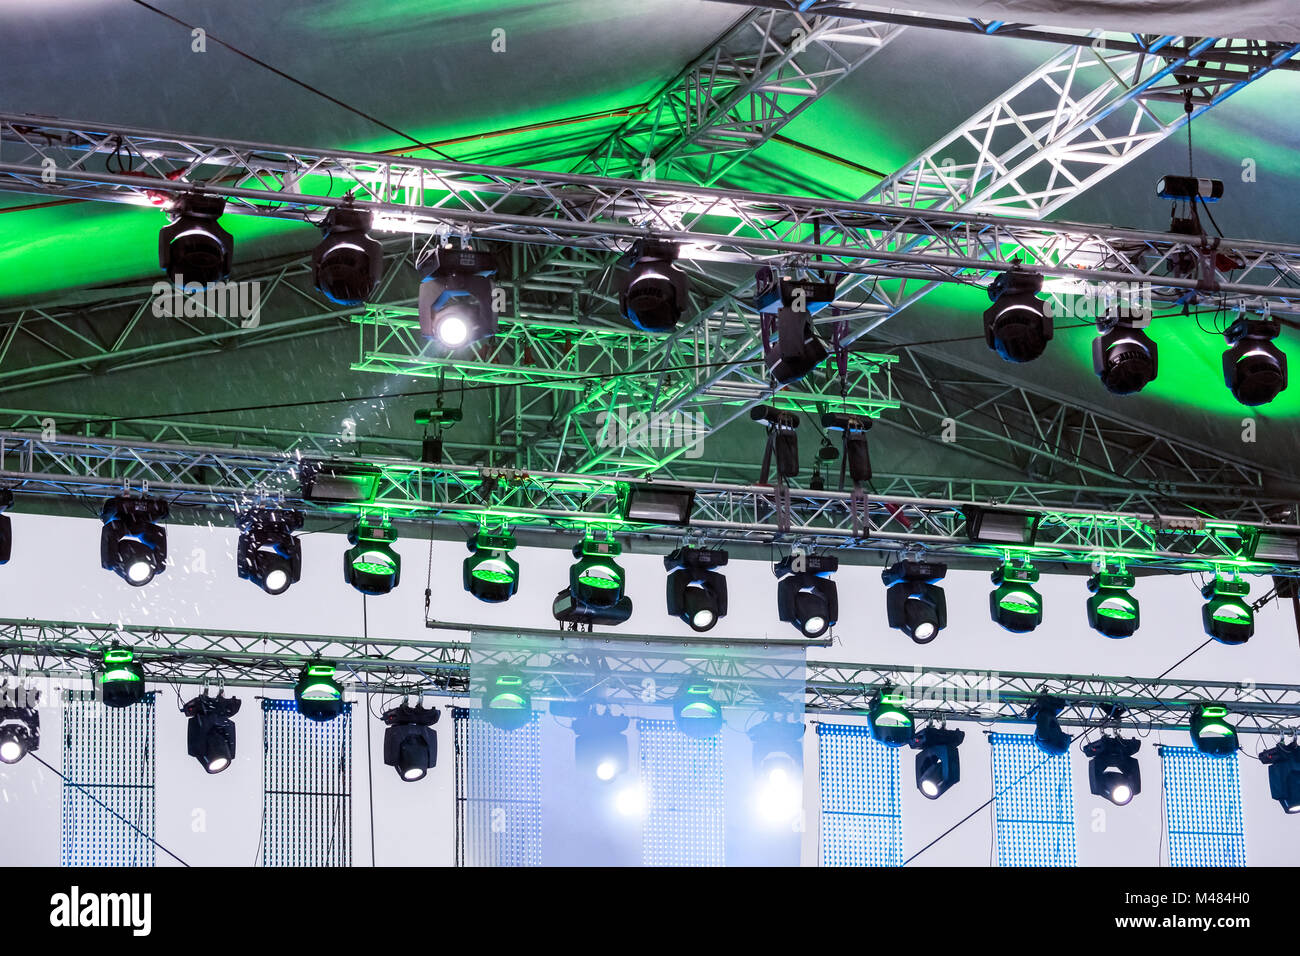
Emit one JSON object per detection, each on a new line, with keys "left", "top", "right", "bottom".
{"left": 294, "top": 661, "right": 344, "bottom": 722}
{"left": 183, "top": 692, "right": 240, "bottom": 774}
{"left": 1223, "top": 316, "right": 1287, "bottom": 407}
{"left": 758, "top": 277, "right": 833, "bottom": 384}
{"left": 0, "top": 686, "right": 39, "bottom": 765}
{"left": 1189, "top": 704, "right": 1238, "bottom": 756}
{"left": 1085, "top": 735, "right": 1142, "bottom": 806}
{"left": 100, "top": 496, "right": 169, "bottom": 587}
{"left": 237, "top": 509, "right": 303, "bottom": 595}
{"left": 867, "top": 693, "right": 914, "bottom": 747}
{"left": 1093, "top": 314, "right": 1158, "bottom": 394}
{"left": 775, "top": 552, "right": 838, "bottom": 638}
{"left": 911, "top": 725, "right": 964, "bottom": 799}
{"left": 1259, "top": 740, "right": 1300, "bottom": 814}
{"left": 0, "top": 488, "right": 13, "bottom": 566}
{"left": 1201, "top": 574, "right": 1254, "bottom": 645}
{"left": 665, "top": 547, "right": 729, "bottom": 632}
{"left": 382, "top": 701, "right": 440, "bottom": 782}
{"left": 619, "top": 239, "right": 689, "bottom": 332}
{"left": 312, "top": 204, "right": 383, "bottom": 305}
{"left": 573, "top": 712, "right": 631, "bottom": 781}
{"left": 749, "top": 717, "right": 803, "bottom": 783}
{"left": 984, "top": 267, "right": 1051, "bottom": 363}
{"left": 883, "top": 560, "right": 948, "bottom": 644}
{"left": 750, "top": 405, "right": 801, "bottom": 482}
{"left": 821, "top": 413, "right": 872, "bottom": 485}
{"left": 553, "top": 535, "right": 633, "bottom": 626}
{"left": 963, "top": 505, "right": 1040, "bottom": 545}
{"left": 298, "top": 460, "right": 383, "bottom": 503}
{"left": 620, "top": 484, "right": 695, "bottom": 525}
{"left": 97, "top": 646, "right": 146, "bottom": 709}
{"left": 343, "top": 516, "right": 401, "bottom": 595}
{"left": 990, "top": 561, "right": 1042, "bottom": 633}
{"left": 1086, "top": 567, "right": 1140, "bottom": 638}
{"left": 417, "top": 245, "right": 500, "bottom": 349}
{"left": 463, "top": 529, "right": 519, "bottom": 603}
{"left": 159, "top": 193, "right": 233, "bottom": 286}
{"left": 1028, "top": 695, "right": 1073, "bottom": 756}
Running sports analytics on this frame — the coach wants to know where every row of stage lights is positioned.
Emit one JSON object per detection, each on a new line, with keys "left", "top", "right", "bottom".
{"left": 156, "top": 193, "right": 1289, "bottom": 407}
{"left": 4, "top": 657, "right": 1298, "bottom": 816}
{"left": 78, "top": 492, "right": 1271, "bottom": 646}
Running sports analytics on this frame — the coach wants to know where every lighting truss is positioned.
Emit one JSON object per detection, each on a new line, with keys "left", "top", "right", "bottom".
{"left": 3, "top": 430, "right": 1299, "bottom": 573}
{"left": 3, "top": 618, "right": 1299, "bottom": 733}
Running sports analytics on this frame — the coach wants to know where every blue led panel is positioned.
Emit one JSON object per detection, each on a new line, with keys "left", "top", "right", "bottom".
{"left": 1161, "top": 745, "right": 1246, "bottom": 867}
{"left": 261, "top": 698, "right": 352, "bottom": 867}
{"left": 638, "top": 717, "right": 725, "bottom": 867}
{"left": 817, "top": 721, "right": 902, "bottom": 867}
{"left": 457, "top": 709, "right": 542, "bottom": 867}
{"left": 990, "top": 732, "right": 1076, "bottom": 867}
{"left": 61, "top": 691, "right": 156, "bottom": 867}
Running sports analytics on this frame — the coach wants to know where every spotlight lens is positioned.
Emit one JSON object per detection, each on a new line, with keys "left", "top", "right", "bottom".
{"left": 913, "top": 621, "right": 936, "bottom": 642}
{"left": 402, "top": 766, "right": 427, "bottom": 782}
{"left": 351, "top": 551, "right": 397, "bottom": 575}
{"left": 596, "top": 759, "right": 618, "bottom": 782}
{"left": 436, "top": 313, "right": 470, "bottom": 347}
{"left": 471, "top": 560, "right": 515, "bottom": 584}
{"left": 577, "top": 565, "right": 621, "bottom": 589}
{"left": 1096, "top": 597, "right": 1136, "bottom": 619}
{"left": 998, "top": 591, "right": 1040, "bottom": 614}
{"left": 264, "top": 568, "right": 289, "bottom": 594}
{"left": 127, "top": 559, "right": 154, "bottom": 584}
{"left": 488, "top": 692, "right": 527, "bottom": 710}
{"left": 207, "top": 756, "right": 230, "bottom": 774}
{"left": 802, "top": 615, "right": 826, "bottom": 637}
{"left": 680, "top": 701, "right": 719, "bottom": 719}
{"left": 1111, "top": 783, "right": 1132, "bottom": 806}
{"left": 0, "top": 739, "right": 23, "bottom": 763}
{"left": 921, "top": 778, "right": 940, "bottom": 798}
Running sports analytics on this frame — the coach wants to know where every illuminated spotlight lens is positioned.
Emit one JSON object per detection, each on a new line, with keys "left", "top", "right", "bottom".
{"left": 352, "top": 551, "right": 397, "bottom": 575}
{"left": 577, "top": 566, "right": 620, "bottom": 589}
{"left": 691, "top": 608, "right": 716, "bottom": 630}
{"left": 596, "top": 759, "right": 618, "bottom": 782}
{"left": 802, "top": 615, "right": 825, "bottom": 637}
{"left": 1097, "top": 597, "right": 1136, "bottom": 619}
{"left": 436, "top": 312, "right": 471, "bottom": 347}
{"left": 471, "top": 560, "right": 515, "bottom": 584}
{"left": 206, "top": 756, "right": 230, "bottom": 774}
{"left": 1110, "top": 783, "right": 1133, "bottom": 806}
{"left": 0, "top": 739, "right": 24, "bottom": 763}
{"left": 263, "top": 566, "right": 290, "bottom": 595}
{"left": 905, "top": 598, "right": 939, "bottom": 644}
{"left": 126, "top": 559, "right": 155, "bottom": 585}
{"left": 488, "top": 692, "right": 527, "bottom": 710}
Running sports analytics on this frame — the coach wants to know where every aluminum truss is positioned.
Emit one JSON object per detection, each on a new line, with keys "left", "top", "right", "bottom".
{"left": 3, "top": 429, "right": 1298, "bottom": 573}
{"left": 2, "top": 618, "right": 1296, "bottom": 733}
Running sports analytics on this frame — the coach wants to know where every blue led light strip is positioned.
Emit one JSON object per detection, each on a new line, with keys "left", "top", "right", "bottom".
{"left": 1160, "top": 745, "right": 1246, "bottom": 867}
{"left": 458, "top": 709, "right": 542, "bottom": 867}
{"left": 60, "top": 691, "right": 157, "bottom": 867}
{"left": 817, "top": 722, "right": 902, "bottom": 867}
{"left": 990, "top": 732, "right": 1076, "bottom": 867}
{"left": 260, "top": 698, "right": 353, "bottom": 867}
{"left": 638, "top": 717, "right": 725, "bottom": 867}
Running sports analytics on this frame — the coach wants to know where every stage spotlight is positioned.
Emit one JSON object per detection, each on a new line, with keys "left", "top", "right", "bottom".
{"left": 911, "top": 726, "right": 964, "bottom": 799}
{"left": 821, "top": 413, "right": 873, "bottom": 485}
{"left": 984, "top": 267, "right": 1051, "bottom": 363}
{"left": 237, "top": 509, "right": 303, "bottom": 595}
{"left": 620, "top": 484, "right": 695, "bottom": 525}
{"left": 298, "top": 460, "right": 382, "bottom": 503}
{"left": 382, "top": 701, "right": 440, "bottom": 782}
{"left": 463, "top": 529, "right": 519, "bottom": 603}
{"left": 758, "top": 278, "right": 833, "bottom": 384}
{"left": 1190, "top": 704, "right": 1238, "bottom": 756}
{"left": 990, "top": 561, "right": 1042, "bottom": 633}
{"left": 750, "top": 718, "right": 803, "bottom": 822}
{"left": 343, "top": 516, "right": 400, "bottom": 596}
{"left": 619, "top": 239, "right": 689, "bottom": 332}
{"left": 868, "top": 693, "right": 914, "bottom": 747}
{"left": 1093, "top": 314, "right": 1158, "bottom": 394}
{"left": 0, "top": 488, "right": 13, "bottom": 565}
{"left": 295, "top": 661, "right": 344, "bottom": 722}
{"left": 1086, "top": 567, "right": 1139, "bottom": 638}
{"left": 1259, "top": 740, "right": 1300, "bottom": 813}
{"left": 665, "top": 547, "right": 728, "bottom": 632}
{"left": 673, "top": 680, "right": 723, "bottom": 738}
{"left": 481, "top": 671, "right": 532, "bottom": 731}
{"left": 963, "top": 505, "right": 1039, "bottom": 545}
{"left": 97, "top": 647, "right": 146, "bottom": 709}
{"left": 553, "top": 535, "right": 632, "bottom": 627}
{"left": 182, "top": 692, "right": 240, "bottom": 774}
{"left": 1085, "top": 735, "right": 1141, "bottom": 806}
{"left": 1223, "top": 316, "right": 1287, "bottom": 407}
{"left": 573, "top": 713, "right": 630, "bottom": 782}
{"left": 0, "top": 687, "right": 39, "bottom": 765}
{"left": 1201, "top": 573, "right": 1254, "bottom": 645}
{"left": 312, "top": 205, "right": 383, "bottom": 305}
{"left": 775, "top": 551, "right": 838, "bottom": 638}
{"left": 100, "top": 495, "right": 168, "bottom": 587}
{"left": 750, "top": 405, "right": 801, "bottom": 482}
{"left": 883, "top": 560, "right": 948, "bottom": 644}
{"left": 159, "top": 193, "right": 233, "bottom": 286}
{"left": 1028, "top": 696, "right": 1073, "bottom": 756}
{"left": 417, "top": 245, "right": 500, "bottom": 349}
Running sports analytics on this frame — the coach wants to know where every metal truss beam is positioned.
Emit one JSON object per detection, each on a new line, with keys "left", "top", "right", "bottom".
{"left": 2, "top": 430, "right": 1298, "bottom": 573}
{"left": 3, "top": 619, "right": 1296, "bottom": 733}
